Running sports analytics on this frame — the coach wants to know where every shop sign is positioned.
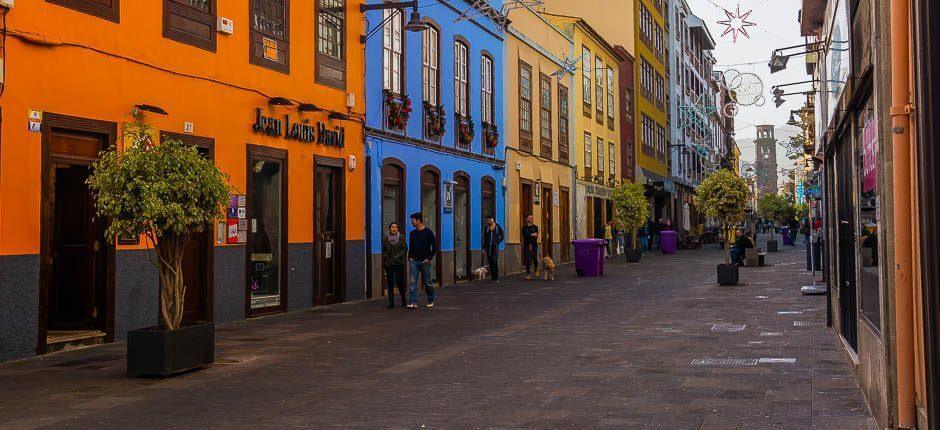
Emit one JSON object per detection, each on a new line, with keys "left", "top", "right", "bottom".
{"left": 443, "top": 181, "right": 454, "bottom": 212}
{"left": 824, "top": 0, "right": 850, "bottom": 129}
{"left": 252, "top": 108, "right": 345, "bottom": 147}
{"left": 227, "top": 194, "right": 247, "bottom": 244}
{"left": 534, "top": 182, "right": 541, "bottom": 205}
{"left": 861, "top": 114, "right": 878, "bottom": 192}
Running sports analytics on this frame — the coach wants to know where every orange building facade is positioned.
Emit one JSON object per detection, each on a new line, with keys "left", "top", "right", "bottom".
{"left": 0, "top": 0, "right": 366, "bottom": 360}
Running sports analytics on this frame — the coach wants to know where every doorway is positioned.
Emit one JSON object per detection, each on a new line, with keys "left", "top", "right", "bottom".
{"left": 162, "top": 132, "right": 214, "bottom": 323}
{"left": 314, "top": 160, "right": 345, "bottom": 305}
{"left": 520, "top": 181, "right": 533, "bottom": 230}
{"left": 421, "top": 168, "right": 441, "bottom": 284}
{"left": 559, "top": 188, "right": 570, "bottom": 261}
{"left": 39, "top": 115, "right": 116, "bottom": 353}
{"left": 453, "top": 174, "right": 471, "bottom": 281}
{"left": 836, "top": 137, "right": 858, "bottom": 350}
{"left": 593, "top": 198, "right": 604, "bottom": 238}
{"left": 246, "top": 146, "right": 288, "bottom": 317}
{"left": 541, "top": 185, "right": 553, "bottom": 258}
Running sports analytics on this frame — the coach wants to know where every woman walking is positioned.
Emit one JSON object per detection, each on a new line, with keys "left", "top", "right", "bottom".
{"left": 382, "top": 222, "right": 408, "bottom": 309}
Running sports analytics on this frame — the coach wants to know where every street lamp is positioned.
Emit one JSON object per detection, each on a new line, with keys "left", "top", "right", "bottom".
{"left": 361, "top": 1, "right": 427, "bottom": 39}
{"left": 768, "top": 42, "right": 823, "bottom": 74}
{"left": 787, "top": 112, "right": 799, "bottom": 126}
{"left": 769, "top": 52, "right": 789, "bottom": 74}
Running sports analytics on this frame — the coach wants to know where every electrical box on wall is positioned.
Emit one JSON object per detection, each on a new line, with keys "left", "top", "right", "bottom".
{"left": 218, "top": 17, "right": 234, "bottom": 35}
{"left": 346, "top": 92, "right": 356, "bottom": 109}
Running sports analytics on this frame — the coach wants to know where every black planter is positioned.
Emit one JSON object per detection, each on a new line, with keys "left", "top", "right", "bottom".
{"left": 767, "top": 240, "right": 779, "bottom": 252}
{"left": 625, "top": 249, "right": 642, "bottom": 262}
{"left": 717, "top": 263, "right": 739, "bottom": 285}
{"left": 127, "top": 322, "right": 214, "bottom": 377}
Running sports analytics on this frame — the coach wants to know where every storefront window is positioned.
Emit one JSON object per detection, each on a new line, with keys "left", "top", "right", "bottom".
{"left": 857, "top": 104, "right": 880, "bottom": 329}
{"left": 248, "top": 156, "right": 284, "bottom": 311}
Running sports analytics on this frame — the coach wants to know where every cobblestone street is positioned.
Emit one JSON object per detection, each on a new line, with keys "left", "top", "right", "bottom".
{"left": 0, "top": 243, "right": 876, "bottom": 429}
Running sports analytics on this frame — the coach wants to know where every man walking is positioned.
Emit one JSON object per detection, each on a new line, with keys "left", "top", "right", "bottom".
{"left": 482, "top": 215, "right": 504, "bottom": 282}
{"left": 521, "top": 214, "right": 540, "bottom": 280}
{"left": 408, "top": 212, "right": 437, "bottom": 308}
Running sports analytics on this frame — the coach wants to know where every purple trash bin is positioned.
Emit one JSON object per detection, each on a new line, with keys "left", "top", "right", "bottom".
{"left": 781, "top": 227, "right": 792, "bottom": 246}
{"left": 573, "top": 239, "right": 606, "bottom": 277}
{"left": 660, "top": 230, "right": 677, "bottom": 255}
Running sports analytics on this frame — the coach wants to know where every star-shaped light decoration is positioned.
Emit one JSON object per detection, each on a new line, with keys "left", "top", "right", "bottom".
{"left": 717, "top": 4, "right": 756, "bottom": 43}
{"left": 678, "top": 95, "right": 718, "bottom": 136}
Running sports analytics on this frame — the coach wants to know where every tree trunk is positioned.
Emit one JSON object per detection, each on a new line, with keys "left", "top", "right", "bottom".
{"left": 631, "top": 228, "right": 637, "bottom": 250}
{"left": 156, "top": 232, "right": 187, "bottom": 330}
{"left": 723, "top": 224, "right": 731, "bottom": 265}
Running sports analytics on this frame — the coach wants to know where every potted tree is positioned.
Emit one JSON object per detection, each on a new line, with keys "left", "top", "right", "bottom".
{"left": 694, "top": 169, "right": 749, "bottom": 285}
{"left": 757, "top": 193, "right": 790, "bottom": 252}
{"left": 87, "top": 109, "right": 231, "bottom": 377}
{"left": 612, "top": 182, "right": 649, "bottom": 262}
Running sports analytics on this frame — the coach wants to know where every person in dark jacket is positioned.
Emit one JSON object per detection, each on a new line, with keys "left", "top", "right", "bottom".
{"left": 382, "top": 222, "right": 408, "bottom": 309}
{"left": 481, "top": 215, "right": 504, "bottom": 282}
{"left": 408, "top": 212, "right": 437, "bottom": 308}
{"left": 521, "top": 214, "right": 540, "bottom": 279}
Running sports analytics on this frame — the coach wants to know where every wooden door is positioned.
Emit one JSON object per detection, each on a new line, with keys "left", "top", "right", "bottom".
{"left": 453, "top": 176, "right": 471, "bottom": 280}
{"left": 520, "top": 182, "right": 533, "bottom": 228}
{"left": 175, "top": 140, "right": 213, "bottom": 323}
{"left": 559, "top": 189, "right": 570, "bottom": 261}
{"left": 315, "top": 164, "right": 344, "bottom": 305}
{"left": 541, "top": 186, "right": 553, "bottom": 258}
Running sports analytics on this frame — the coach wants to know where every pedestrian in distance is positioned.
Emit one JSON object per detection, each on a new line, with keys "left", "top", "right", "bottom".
{"left": 637, "top": 223, "right": 649, "bottom": 254}
{"left": 481, "top": 215, "right": 504, "bottom": 282}
{"left": 604, "top": 220, "right": 613, "bottom": 257}
{"left": 382, "top": 222, "right": 408, "bottom": 309}
{"left": 407, "top": 212, "right": 437, "bottom": 308}
{"left": 521, "top": 214, "right": 540, "bottom": 280}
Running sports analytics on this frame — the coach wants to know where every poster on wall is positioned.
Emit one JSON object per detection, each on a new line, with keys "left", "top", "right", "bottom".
{"left": 443, "top": 181, "right": 454, "bottom": 212}
{"left": 825, "top": 0, "right": 851, "bottom": 129}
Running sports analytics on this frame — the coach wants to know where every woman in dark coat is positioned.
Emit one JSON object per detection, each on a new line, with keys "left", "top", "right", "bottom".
{"left": 382, "top": 222, "right": 408, "bottom": 309}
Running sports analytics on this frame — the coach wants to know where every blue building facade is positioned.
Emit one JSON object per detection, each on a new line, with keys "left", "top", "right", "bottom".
{"left": 364, "top": 1, "right": 507, "bottom": 295}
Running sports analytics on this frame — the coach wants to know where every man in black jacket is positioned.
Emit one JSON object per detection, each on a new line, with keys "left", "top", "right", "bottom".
{"left": 521, "top": 214, "right": 540, "bottom": 279}
{"left": 482, "top": 215, "right": 504, "bottom": 282}
{"left": 408, "top": 212, "right": 437, "bottom": 308}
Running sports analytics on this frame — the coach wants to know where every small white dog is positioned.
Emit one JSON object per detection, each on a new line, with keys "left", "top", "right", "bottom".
{"left": 473, "top": 266, "right": 489, "bottom": 280}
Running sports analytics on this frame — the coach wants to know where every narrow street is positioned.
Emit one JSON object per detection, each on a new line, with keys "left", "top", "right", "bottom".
{"left": 0, "top": 243, "right": 874, "bottom": 429}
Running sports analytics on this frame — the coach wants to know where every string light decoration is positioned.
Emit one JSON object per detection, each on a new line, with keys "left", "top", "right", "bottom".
{"left": 678, "top": 95, "right": 718, "bottom": 137}
{"left": 717, "top": 4, "right": 756, "bottom": 43}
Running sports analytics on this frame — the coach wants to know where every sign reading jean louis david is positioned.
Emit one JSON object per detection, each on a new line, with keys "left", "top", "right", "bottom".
{"left": 861, "top": 111, "right": 878, "bottom": 192}
{"left": 251, "top": 108, "right": 345, "bottom": 147}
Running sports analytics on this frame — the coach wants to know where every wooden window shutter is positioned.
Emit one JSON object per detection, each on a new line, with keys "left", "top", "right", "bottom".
{"left": 250, "top": 0, "right": 290, "bottom": 74}
{"left": 46, "top": 0, "right": 120, "bottom": 22}
{"left": 163, "top": 0, "right": 217, "bottom": 51}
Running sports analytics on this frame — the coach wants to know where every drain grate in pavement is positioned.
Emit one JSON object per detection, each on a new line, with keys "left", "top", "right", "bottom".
{"left": 758, "top": 358, "right": 797, "bottom": 364}
{"left": 691, "top": 358, "right": 759, "bottom": 367}
{"left": 777, "top": 311, "right": 803, "bottom": 315}
{"left": 793, "top": 321, "right": 824, "bottom": 327}
{"left": 711, "top": 323, "right": 746, "bottom": 332}
{"left": 760, "top": 332, "right": 783, "bottom": 336}
{"left": 231, "top": 337, "right": 269, "bottom": 342}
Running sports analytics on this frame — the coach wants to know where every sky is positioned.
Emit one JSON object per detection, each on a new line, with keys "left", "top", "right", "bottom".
{"left": 685, "top": 0, "right": 807, "bottom": 172}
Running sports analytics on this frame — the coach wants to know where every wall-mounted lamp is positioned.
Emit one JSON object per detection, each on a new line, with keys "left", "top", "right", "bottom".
{"left": 360, "top": 0, "right": 427, "bottom": 43}
{"left": 268, "top": 97, "right": 294, "bottom": 106}
{"left": 297, "top": 103, "right": 323, "bottom": 112}
{"left": 329, "top": 112, "right": 353, "bottom": 121}
{"left": 135, "top": 104, "right": 168, "bottom": 115}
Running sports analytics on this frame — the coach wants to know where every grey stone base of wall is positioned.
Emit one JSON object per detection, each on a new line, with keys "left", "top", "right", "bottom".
{"left": 114, "top": 250, "right": 159, "bottom": 340}
{"left": 0, "top": 254, "right": 39, "bottom": 361}
{"left": 345, "top": 240, "right": 366, "bottom": 302}
{"left": 287, "top": 243, "right": 313, "bottom": 312}
{"left": 213, "top": 246, "right": 246, "bottom": 324}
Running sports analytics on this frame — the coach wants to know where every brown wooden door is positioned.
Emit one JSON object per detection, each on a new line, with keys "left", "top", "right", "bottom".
{"left": 541, "top": 186, "right": 553, "bottom": 258}
{"left": 315, "top": 164, "right": 344, "bottom": 305}
{"left": 559, "top": 189, "right": 570, "bottom": 261}
{"left": 182, "top": 231, "right": 209, "bottom": 322}
{"left": 520, "top": 182, "right": 533, "bottom": 228}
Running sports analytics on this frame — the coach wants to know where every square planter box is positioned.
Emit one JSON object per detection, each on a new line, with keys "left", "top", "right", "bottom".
{"left": 717, "top": 263, "right": 740, "bottom": 285}
{"left": 767, "top": 240, "right": 779, "bottom": 252}
{"left": 625, "top": 249, "right": 642, "bottom": 262}
{"left": 127, "top": 322, "right": 214, "bottom": 377}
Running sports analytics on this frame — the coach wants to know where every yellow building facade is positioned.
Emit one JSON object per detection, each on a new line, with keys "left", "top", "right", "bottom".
{"left": 634, "top": 0, "right": 671, "bottom": 218}
{"left": 544, "top": 14, "right": 625, "bottom": 240}
{"left": 504, "top": 7, "right": 577, "bottom": 271}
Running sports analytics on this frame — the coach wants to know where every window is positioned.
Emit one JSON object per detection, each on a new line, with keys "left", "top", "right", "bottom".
{"left": 250, "top": 0, "right": 289, "bottom": 73}
{"left": 558, "top": 84, "right": 570, "bottom": 163}
{"left": 382, "top": 9, "right": 403, "bottom": 93}
{"left": 316, "top": 0, "right": 346, "bottom": 88}
{"left": 519, "top": 61, "right": 533, "bottom": 151}
{"left": 584, "top": 132, "right": 593, "bottom": 176}
{"left": 609, "top": 142, "right": 616, "bottom": 176}
{"left": 539, "top": 73, "right": 553, "bottom": 157}
{"left": 481, "top": 55, "right": 494, "bottom": 124}
{"left": 641, "top": 115, "right": 654, "bottom": 157}
{"left": 47, "top": 0, "right": 120, "bottom": 22}
{"left": 597, "top": 137, "right": 605, "bottom": 175}
{"left": 582, "top": 46, "right": 592, "bottom": 110}
{"left": 656, "top": 124, "right": 666, "bottom": 162}
{"left": 422, "top": 26, "right": 440, "bottom": 106}
{"left": 655, "top": 72, "right": 664, "bottom": 110}
{"left": 454, "top": 41, "right": 470, "bottom": 117}
{"left": 606, "top": 68, "right": 615, "bottom": 127}
{"left": 641, "top": 59, "right": 654, "bottom": 101}
{"left": 163, "top": 0, "right": 216, "bottom": 51}
{"left": 595, "top": 57, "right": 604, "bottom": 120}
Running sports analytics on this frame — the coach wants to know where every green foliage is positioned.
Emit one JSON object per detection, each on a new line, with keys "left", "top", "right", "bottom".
{"left": 694, "top": 170, "right": 749, "bottom": 264}
{"left": 612, "top": 182, "right": 649, "bottom": 248}
{"left": 794, "top": 202, "right": 809, "bottom": 220}
{"left": 86, "top": 111, "right": 232, "bottom": 329}
{"left": 757, "top": 193, "right": 796, "bottom": 225}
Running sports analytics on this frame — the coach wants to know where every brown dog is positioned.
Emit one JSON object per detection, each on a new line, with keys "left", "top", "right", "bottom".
{"left": 541, "top": 256, "right": 556, "bottom": 280}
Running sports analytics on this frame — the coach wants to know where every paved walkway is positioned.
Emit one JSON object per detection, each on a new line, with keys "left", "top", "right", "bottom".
{"left": 0, "top": 243, "right": 875, "bottom": 429}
